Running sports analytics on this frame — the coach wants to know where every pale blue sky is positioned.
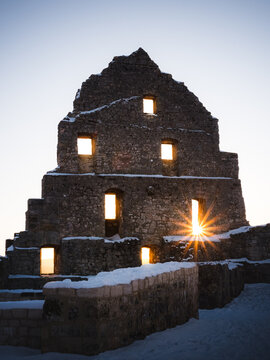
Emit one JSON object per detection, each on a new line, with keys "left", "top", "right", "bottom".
{"left": 0, "top": 0, "right": 269, "bottom": 255}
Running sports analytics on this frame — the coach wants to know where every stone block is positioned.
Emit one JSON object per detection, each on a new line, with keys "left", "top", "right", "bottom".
{"left": 28, "top": 309, "right": 43, "bottom": 319}
{"left": 12, "top": 309, "right": 27, "bottom": 319}
{"left": 58, "top": 288, "right": 76, "bottom": 297}
{"left": 122, "top": 283, "right": 132, "bottom": 295}
{"left": 76, "top": 288, "right": 99, "bottom": 298}
{"left": 111, "top": 285, "right": 123, "bottom": 297}
{"left": 131, "top": 279, "right": 139, "bottom": 292}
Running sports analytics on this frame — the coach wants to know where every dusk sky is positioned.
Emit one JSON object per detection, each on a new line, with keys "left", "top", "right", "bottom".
{"left": 0, "top": 0, "right": 269, "bottom": 255}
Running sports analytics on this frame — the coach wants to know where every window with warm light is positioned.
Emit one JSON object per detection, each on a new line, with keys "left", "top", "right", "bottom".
{"left": 161, "top": 143, "right": 173, "bottom": 160}
{"left": 105, "top": 194, "right": 116, "bottom": 220}
{"left": 40, "top": 247, "right": 54, "bottom": 275}
{"left": 77, "top": 137, "right": 92, "bottom": 155}
{"left": 143, "top": 98, "right": 155, "bottom": 114}
{"left": 141, "top": 247, "right": 150, "bottom": 265}
{"left": 192, "top": 199, "right": 201, "bottom": 235}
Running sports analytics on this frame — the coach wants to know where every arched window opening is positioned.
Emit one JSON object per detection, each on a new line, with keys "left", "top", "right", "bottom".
{"left": 40, "top": 247, "right": 55, "bottom": 275}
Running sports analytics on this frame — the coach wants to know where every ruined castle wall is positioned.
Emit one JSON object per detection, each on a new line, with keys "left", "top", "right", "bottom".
{"left": 42, "top": 263, "right": 198, "bottom": 356}
{"left": 42, "top": 174, "right": 247, "bottom": 244}
{"left": 60, "top": 238, "right": 141, "bottom": 275}
{"left": 0, "top": 305, "right": 43, "bottom": 348}
{"left": 57, "top": 98, "right": 238, "bottom": 178}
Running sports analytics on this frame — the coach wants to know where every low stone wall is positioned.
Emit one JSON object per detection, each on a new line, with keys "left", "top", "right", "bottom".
{"left": 42, "top": 263, "right": 198, "bottom": 355}
{"left": 61, "top": 237, "right": 141, "bottom": 275}
{"left": 0, "top": 257, "right": 9, "bottom": 289}
{"left": 198, "top": 262, "right": 244, "bottom": 309}
{"left": 0, "top": 305, "right": 43, "bottom": 348}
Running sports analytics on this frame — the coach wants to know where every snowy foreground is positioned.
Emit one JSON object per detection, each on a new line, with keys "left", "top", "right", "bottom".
{"left": 1, "top": 284, "right": 270, "bottom": 360}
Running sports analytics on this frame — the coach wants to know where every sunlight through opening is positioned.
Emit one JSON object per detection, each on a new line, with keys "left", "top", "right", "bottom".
{"left": 40, "top": 248, "right": 54, "bottom": 275}
{"left": 192, "top": 199, "right": 202, "bottom": 235}
{"left": 141, "top": 247, "right": 150, "bottom": 265}
{"left": 143, "top": 98, "right": 154, "bottom": 114}
{"left": 161, "top": 143, "right": 173, "bottom": 160}
{"left": 105, "top": 194, "right": 116, "bottom": 220}
{"left": 77, "top": 137, "right": 92, "bottom": 155}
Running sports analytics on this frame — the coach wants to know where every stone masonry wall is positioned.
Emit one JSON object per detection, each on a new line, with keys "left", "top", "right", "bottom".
{"left": 41, "top": 174, "right": 247, "bottom": 244}
{"left": 42, "top": 264, "right": 198, "bottom": 355}
{"left": 158, "top": 224, "right": 270, "bottom": 264}
{"left": 61, "top": 237, "right": 141, "bottom": 275}
{"left": 0, "top": 307, "right": 42, "bottom": 348}
{"left": 0, "top": 257, "right": 9, "bottom": 289}
{"left": 198, "top": 263, "right": 244, "bottom": 309}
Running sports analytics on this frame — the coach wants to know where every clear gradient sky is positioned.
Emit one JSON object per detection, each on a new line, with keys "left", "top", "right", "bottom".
{"left": 0, "top": 0, "right": 269, "bottom": 255}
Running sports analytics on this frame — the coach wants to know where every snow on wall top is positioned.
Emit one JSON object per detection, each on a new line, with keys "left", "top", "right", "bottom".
{"left": 163, "top": 225, "right": 253, "bottom": 243}
{"left": 63, "top": 96, "right": 139, "bottom": 123}
{"left": 44, "top": 262, "right": 196, "bottom": 289}
{"left": 46, "top": 172, "right": 233, "bottom": 180}
{"left": 62, "top": 235, "right": 139, "bottom": 244}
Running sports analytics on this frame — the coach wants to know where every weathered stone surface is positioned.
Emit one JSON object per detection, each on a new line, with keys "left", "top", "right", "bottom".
{"left": 42, "top": 266, "right": 198, "bottom": 355}
{"left": 5, "top": 48, "right": 248, "bottom": 276}
{"left": 198, "top": 263, "right": 244, "bottom": 309}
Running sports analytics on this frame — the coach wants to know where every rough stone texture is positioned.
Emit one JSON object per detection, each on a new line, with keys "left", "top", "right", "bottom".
{"left": 61, "top": 238, "right": 141, "bottom": 275}
{"left": 5, "top": 48, "right": 248, "bottom": 276}
{"left": 0, "top": 257, "right": 9, "bottom": 289}
{"left": 198, "top": 263, "right": 244, "bottom": 309}
{"left": 42, "top": 265, "right": 198, "bottom": 355}
{"left": 0, "top": 308, "right": 42, "bottom": 348}
{"left": 158, "top": 224, "right": 270, "bottom": 263}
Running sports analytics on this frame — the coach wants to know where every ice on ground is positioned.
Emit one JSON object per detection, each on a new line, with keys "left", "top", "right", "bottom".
{"left": 1, "top": 283, "right": 270, "bottom": 360}
{"left": 0, "top": 300, "right": 44, "bottom": 309}
{"left": 44, "top": 262, "right": 196, "bottom": 289}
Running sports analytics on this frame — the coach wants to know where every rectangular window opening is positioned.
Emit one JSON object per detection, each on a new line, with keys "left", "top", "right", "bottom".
{"left": 105, "top": 194, "right": 116, "bottom": 220}
{"left": 141, "top": 247, "right": 150, "bottom": 265}
{"left": 77, "top": 137, "right": 92, "bottom": 155}
{"left": 40, "top": 248, "right": 54, "bottom": 275}
{"left": 192, "top": 199, "right": 202, "bottom": 235}
{"left": 161, "top": 143, "right": 173, "bottom": 160}
{"left": 143, "top": 98, "right": 155, "bottom": 114}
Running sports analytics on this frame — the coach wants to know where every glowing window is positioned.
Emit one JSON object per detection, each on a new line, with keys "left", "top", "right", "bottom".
{"left": 141, "top": 247, "right": 150, "bottom": 265}
{"left": 192, "top": 199, "right": 202, "bottom": 235}
{"left": 105, "top": 194, "right": 116, "bottom": 220}
{"left": 143, "top": 98, "right": 154, "bottom": 114}
{"left": 40, "top": 247, "right": 54, "bottom": 275}
{"left": 161, "top": 143, "right": 173, "bottom": 160}
{"left": 77, "top": 137, "right": 92, "bottom": 155}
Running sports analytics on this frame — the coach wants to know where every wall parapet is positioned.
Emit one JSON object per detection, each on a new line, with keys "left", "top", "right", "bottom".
{"left": 42, "top": 262, "right": 198, "bottom": 355}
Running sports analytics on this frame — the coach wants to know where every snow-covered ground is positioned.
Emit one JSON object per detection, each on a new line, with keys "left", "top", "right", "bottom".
{"left": 1, "top": 283, "right": 270, "bottom": 360}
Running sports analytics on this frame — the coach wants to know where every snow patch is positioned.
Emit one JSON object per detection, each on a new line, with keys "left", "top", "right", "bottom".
{"left": 44, "top": 262, "right": 196, "bottom": 289}
{"left": 164, "top": 225, "right": 253, "bottom": 243}
{"left": 46, "top": 172, "right": 233, "bottom": 181}
{"left": 0, "top": 300, "right": 44, "bottom": 309}
{"left": 62, "top": 96, "right": 139, "bottom": 123}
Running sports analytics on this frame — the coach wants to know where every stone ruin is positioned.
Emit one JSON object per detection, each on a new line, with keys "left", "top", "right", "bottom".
{"left": 0, "top": 48, "right": 269, "bottom": 355}
{"left": 5, "top": 48, "right": 249, "bottom": 276}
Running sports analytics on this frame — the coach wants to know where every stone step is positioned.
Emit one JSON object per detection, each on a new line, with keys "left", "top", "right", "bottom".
{"left": 0, "top": 289, "right": 44, "bottom": 301}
